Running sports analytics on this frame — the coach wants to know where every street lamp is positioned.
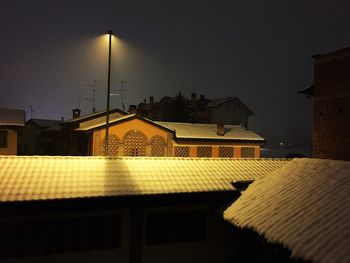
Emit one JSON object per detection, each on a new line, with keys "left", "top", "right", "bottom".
{"left": 105, "top": 30, "right": 113, "bottom": 155}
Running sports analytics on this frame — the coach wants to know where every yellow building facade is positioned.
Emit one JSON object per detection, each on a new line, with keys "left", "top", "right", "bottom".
{"left": 76, "top": 115, "right": 264, "bottom": 158}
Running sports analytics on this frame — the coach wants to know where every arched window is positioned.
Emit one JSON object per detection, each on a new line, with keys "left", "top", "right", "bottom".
{"left": 103, "top": 135, "right": 120, "bottom": 156}
{"left": 151, "top": 136, "right": 166, "bottom": 157}
{"left": 123, "top": 130, "right": 148, "bottom": 156}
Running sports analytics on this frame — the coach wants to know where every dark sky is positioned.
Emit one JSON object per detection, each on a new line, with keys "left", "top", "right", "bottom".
{"left": 1, "top": 0, "right": 350, "bottom": 148}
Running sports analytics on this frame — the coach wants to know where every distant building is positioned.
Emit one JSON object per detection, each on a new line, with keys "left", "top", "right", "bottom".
{"left": 0, "top": 108, "right": 25, "bottom": 155}
{"left": 21, "top": 118, "right": 63, "bottom": 155}
{"left": 300, "top": 47, "right": 350, "bottom": 160}
{"left": 0, "top": 156, "right": 289, "bottom": 262}
{"left": 74, "top": 113, "right": 265, "bottom": 158}
{"left": 135, "top": 93, "right": 254, "bottom": 127}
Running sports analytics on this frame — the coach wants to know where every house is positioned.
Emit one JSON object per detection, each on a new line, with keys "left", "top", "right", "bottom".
{"left": 21, "top": 118, "right": 63, "bottom": 155}
{"left": 74, "top": 114, "right": 265, "bottom": 158}
{"left": 135, "top": 93, "right": 254, "bottom": 127}
{"left": 0, "top": 156, "right": 289, "bottom": 262}
{"left": 60, "top": 108, "right": 128, "bottom": 155}
{"left": 224, "top": 158, "right": 350, "bottom": 263}
{"left": 300, "top": 47, "right": 350, "bottom": 160}
{"left": 0, "top": 108, "right": 25, "bottom": 155}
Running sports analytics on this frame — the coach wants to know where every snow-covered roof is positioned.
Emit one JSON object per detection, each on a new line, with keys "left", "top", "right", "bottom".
{"left": 156, "top": 121, "right": 264, "bottom": 141}
{"left": 224, "top": 158, "right": 350, "bottom": 263}
{"left": 0, "top": 108, "right": 25, "bottom": 127}
{"left": 0, "top": 156, "right": 289, "bottom": 202}
{"left": 75, "top": 114, "right": 264, "bottom": 142}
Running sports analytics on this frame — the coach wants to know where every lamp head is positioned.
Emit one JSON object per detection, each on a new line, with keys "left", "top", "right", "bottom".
{"left": 107, "top": 30, "right": 113, "bottom": 35}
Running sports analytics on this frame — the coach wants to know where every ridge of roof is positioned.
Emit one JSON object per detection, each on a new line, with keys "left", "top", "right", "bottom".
{"left": 63, "top": 108, "right": 128, "bottom": 124}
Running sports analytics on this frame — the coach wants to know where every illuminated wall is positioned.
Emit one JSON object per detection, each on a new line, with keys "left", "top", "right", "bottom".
{"left": 91, "top": 119, "right": 260, "bottom": 158}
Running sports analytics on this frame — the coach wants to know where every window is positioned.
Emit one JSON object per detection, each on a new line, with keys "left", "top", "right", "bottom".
{"left": 0, "top": 130, "right": 8, "bottom": 148}
{"left": 146, "top": 210, "right": 206, "bottom": 245}
{"left": 0, "top": 215, "right": 122, "bottom": 259}
{"left": 174, "top": 146, "right": 190, "bottom": 157}
{"left": 151, "top": 136, "right": 166, "bottom": 157}
{"left": 197, "top": 146, "right": 212, "bottom": 157}
{"left": 219, "top": 147, "right": 233, "bottom": 158}
{"left": 241, "top": 147, "right": 255, "bottom": 158}
{"left": 123, "top": 130, "right": 147, "bottom": 156}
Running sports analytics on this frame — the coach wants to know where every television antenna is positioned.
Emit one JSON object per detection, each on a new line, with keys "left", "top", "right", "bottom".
{"left": 84, "top": 80, "right": 98, "bottom": 113}
{"left": 110, "top": 80, "right": 129, "bottom": 111}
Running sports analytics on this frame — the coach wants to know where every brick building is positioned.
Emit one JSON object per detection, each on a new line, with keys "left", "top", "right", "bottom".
{"left": 302, "top": 47, "right": 350, "bottom": 160}
{"left": 74, "top": 114, "right": 265, "bottom": 158}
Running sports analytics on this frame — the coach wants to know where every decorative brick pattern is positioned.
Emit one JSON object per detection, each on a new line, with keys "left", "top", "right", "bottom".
{"left": 219, "top": 147, "right": 233, "bottom": 158}
{"left": 123, "top": 130, "right": 147, "bottom": 156}
{"left": 174, "top": 146, "right": 190, "bottom": 157}
{"left": 104, "top": 135, "right": 120, "bottom": 156}
{"left": 241, "top": 147, "right": 255, "bottom": 158}
{"left": 197, "top": 146, "right": 212, "bottom": 157}
{"left": 151, "top": 136, "right": 166, "bottom": 157}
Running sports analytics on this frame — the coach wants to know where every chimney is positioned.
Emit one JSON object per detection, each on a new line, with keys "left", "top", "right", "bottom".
{"left": 60, "top": 117, "right": 64, "bottom": 122}
{"left": 128, "top": 105, "right": 137, "bottom": 113}
{"left": 217, "top": 123, "right": 225, "bottom": 136}
{"left": 72, "top": 108, "right": 81, "bottom": 119}
{"left": 200, "top": 94, "right": 205, "bottom": 101}
{"left": 191, "top": 92, "right": 196, "bottom": 103}
{"left": 150, "top": 96, "right": 154, "bottom": 106}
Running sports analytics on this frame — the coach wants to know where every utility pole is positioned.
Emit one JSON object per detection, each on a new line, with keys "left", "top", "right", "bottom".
{"left": 105, "top": 30, "right": 112, "bottom": 156}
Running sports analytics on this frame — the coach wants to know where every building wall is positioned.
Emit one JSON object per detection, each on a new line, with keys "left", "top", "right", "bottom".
{"left": 21, "top": 122, "right": 41, "bottom": 155}
{"left": 313, "top": 49, "right": 350, "bottom": 160}
{"left": 91, "top": 119, "right": 260, "bottom": 158}
{"left": 173, "top": 141, "right": 260, "bottom": 158}
{"left": 0, "top": 128, "right": 18, "bottom": 155}
{"left": 1, "top": 203, "right": 236, "bottom": 263}
{"left": 92, "top": 118, "right": 173, "bottom": 156}
{"left": 208, "top": 101, "right": 249, "bottom": 126}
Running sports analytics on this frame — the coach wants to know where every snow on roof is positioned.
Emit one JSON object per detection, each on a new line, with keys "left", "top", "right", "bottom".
{"left": 0, "top": 156, "right": 289, "bottom": 202}
{"left": 156, "top": 121, "right": 264, "bottom": 141}
{"left": 63, "top": 108, "right": 127, "bottom": 124}
{"left": 75, "top": 114, "right": 264, "bottom": 142}
{"left": 0, "top": 108, "right": 25, "bottom": 127}
{"left": 224, "top": 158, "right": 350, "bottom": 263}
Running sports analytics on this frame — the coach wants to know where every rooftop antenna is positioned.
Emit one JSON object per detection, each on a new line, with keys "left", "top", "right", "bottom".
{"left": 109, "top": 80, "right": 129, "bottom": 111}
{"left": 29, "top": 105, "right": 34, "bottom": 119}
{"left": 120, "top": 80, "right": 128, "bottom": 111}
{"left": 85, "top": 80, "right": 98, "bottom": 113}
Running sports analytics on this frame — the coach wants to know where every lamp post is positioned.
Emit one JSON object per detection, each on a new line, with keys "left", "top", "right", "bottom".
{"left": 105, "top": 30, "right": 113, "bottom": 155}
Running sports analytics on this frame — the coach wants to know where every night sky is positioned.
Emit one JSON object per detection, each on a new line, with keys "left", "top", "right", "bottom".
{"left": 1, "top": 0, "right": 350, "bottom": 149}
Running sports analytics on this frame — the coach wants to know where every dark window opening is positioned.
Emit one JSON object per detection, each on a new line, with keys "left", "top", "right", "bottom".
{"left": 0, "top": 130, "right": 8, "bottom": 148}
